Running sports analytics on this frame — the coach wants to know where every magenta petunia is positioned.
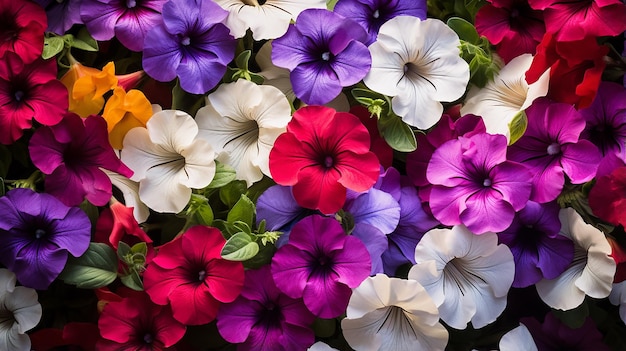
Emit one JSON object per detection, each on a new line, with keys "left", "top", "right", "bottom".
{"left": 28, "top": 113, "right": 133, "bottom": 207}
{"left": 271, "top": 215, "right": 371, "bottom": 318}
{"left": 427, "top": 132, "right": 532, "bottom": 234}
{"left": 0, "top": 0, "right": 47, "bottom": 64}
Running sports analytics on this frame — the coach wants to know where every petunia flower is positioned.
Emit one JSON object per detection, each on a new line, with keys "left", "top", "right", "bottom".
{"left": 309, "top": 342, "right": 339, "bottom": 351}
{"left": 142, "top": 0, "right": 236, "bottom": 94}
{"left": 213, "top": 0, "right": 325, "bottom": 40}
{"left": 269, "top": 105, "right": 380, "bottom": 214}
{"left": 217, "top": 266, "right": 316, "bottom": 351}
{"left": 341, "top": 274, "right": 448, "bottom": 351}
{"left": 80, "top": 0, "right": 166, "bottom": 52}
{"left": 427, "top": 132, "right": 532, "bottom": 234}
{"left": 363, "top": 16, "right": 469, "bottom": 129}
{"left": 29, "top": 113, "right": 134, "bottom": 207}
{"left": 196, "top": 79, "right": 291, "bottom": 186}
{"left": 333, "top": 0, "right": 427, "bottom": 45}
{"left": 30, "top": 322, "right": 102, "bottom": 351}
{"left": 499, "top": 324, "right": 538, "bottom": 351}
{"left": 0, "top": 269, "right": 42, "bottom": 351}
{"left": 0, "top": 0, "right": 47, "bottom": 64}
{"left": 522, "top": 312, "right": 611, "bottom": 350}
{"left": 60, "top": 61, "right": 118, "bottom": 117}
{"left": 535, "top": 208, "right": 616, "bottom": 311}
{"left": 0, "top": 188, "right": 91, "bottom": 290}
{"left": 271, "top": 215, "right": 371, "bottom": 318}
{"left": 588, "top": 166, "right": 626, "bottom": 227}
{"left": 102, "top": 86, "right": 153, "bottom": 150}
{"left": 121, "top": 109, "right": 216, "bottom": 214}
{"left": 94, "top": 199, "right": 152, "bottom": 250}
{"left": 34, "top": 0, "right": 83, "bottom": 35}
{"left": 0, "top": 52, "right": 68, "bottom": 145}
{"left": 271, "top": 9, "right": 371, "bottom": 105}
{"left": 610, "top": 281, "right": 626, "bottom": 324}
{"left": 508, "top": 98, "right": 601, "bottom": 203}
{"left": 104, "top": 167, "right": 150, "bottom": 224}
{"left": 408, "top": 225, "right": 515, "bottom": 329}
{"left": 460, "top": 53, "right": 549, "bottom": 141}
{"left": 143, "top": 225, "right": 245, "bottom": 325}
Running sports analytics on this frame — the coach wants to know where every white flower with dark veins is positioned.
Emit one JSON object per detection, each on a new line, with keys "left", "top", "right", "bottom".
{"left": 0, "top": 269, "right": 42, "bottom": 351}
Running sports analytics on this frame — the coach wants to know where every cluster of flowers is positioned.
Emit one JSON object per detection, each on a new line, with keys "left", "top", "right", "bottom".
{"left": 2, "top": 0, "right": 626, "bottom": 350}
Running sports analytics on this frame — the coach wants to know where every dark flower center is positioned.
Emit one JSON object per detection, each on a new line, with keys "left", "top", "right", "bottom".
{"left": 0, "top": 310, "right": 15, "bottom": 329}
{"left": 126, "top": 0, "right": 137, "bottom": 8}
{"left": 321, "top": 51, "right": 331, "bottom": 61}
{"left": 372, "top": 9, "right": 380, "bottom": 18}
{"left": 14, "top": 90, "right": 24, "bottom": 102}
{"left": 181, "top": 36, "right": 191, "bottom": 46}
{"left": 323, "top": 155, "right": 334, "bottom": 168}
{"left": 143, "top": 333, "right": 153, "bottom": 344}
{"left": 587, "top": 122, "right": 621, "bottom": 156}
{"left": 483, "top": 178, "right": 492, "bottom": 187}
{"left": 198, "top": 270, "right": 206, "bottom": 281}
{"left": 513, "top": 224, "right": 544, "bottom": 251}
{"left": 546, "top": 142, "right": 561, "bottom": 156}
{"left": 35, "top": 229, "right": 46, "bottom": 239}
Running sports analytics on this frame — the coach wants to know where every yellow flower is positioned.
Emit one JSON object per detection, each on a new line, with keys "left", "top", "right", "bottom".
{"left": 103, "top": 87, "right": 153, "bottom": 149}
{"left": 60, "top": 61, "right": 118, "bottom": 117}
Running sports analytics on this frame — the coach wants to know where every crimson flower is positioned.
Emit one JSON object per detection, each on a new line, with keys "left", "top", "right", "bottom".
{"left": 0, "top": 0, "right": 47, "bottom": 64}
{"left": 269, "top": 105, "right": 380, "bottom": 214}
{"left": 94, "top": 199, "right": 153, "bottom": 250}
{"left": 589, "top": 166, "right": 626, "bottom": 228}
{"left": 0, "top": 53, "right": 68, "bottom": 144}
{"left": 143, "top": 225, "right": 245, "bottom": 325}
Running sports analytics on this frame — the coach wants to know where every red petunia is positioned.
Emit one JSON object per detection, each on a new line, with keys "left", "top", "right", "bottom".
{"left": 350, "top": 105, "right": 393, "bottom": 169}
{"left": 143, "top": 225, "right": 245, "bottom": 325}
{"left": 589, "top": 166, "right": 626, "bottom": 228}
{"left": 95, "top": 199, "right": 153, "bottom": 250}
{"left": 269, "top": 105, "right": 380, "bottom": 214}
{"left": 0, "top": 0, "right": 47, "bottom": 64}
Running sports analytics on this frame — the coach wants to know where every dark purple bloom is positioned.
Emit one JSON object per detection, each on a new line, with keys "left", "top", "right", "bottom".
{"left": 142, "top": 0, "right": 236, "bottom": 94}
{"left": 427, "top": 132, "right": 532, "bottom": 234}
{"left": 522, "top": 313, "right": 611, "bottom": 350}
{"left": 0, "top": 188, "right": 91, "bottom": 290}
{"left": 508, "top": 98, "right": 602, "bottom": 203}
{"left": 81, "top": 0, "right": 166, "bottom": 51}
{"left": 35, "top": 0, "right": 83, "bottom": 35}
{"left": 498, "top": 201, "right": 574, "bottom": 288}
{"left": 216, "top": 266, "right": 315, "bottom": 351}
{"left": 334, "top": 0, "right": 427, "bottom": 45}
{"left": 271, "top": 215, "right": 370, "bottom": 318}
{"left": 28, "top": 113, "right": 133, "bottom": 207}
{"left": 271, "top": 8, "right": 371, "bottom": 105}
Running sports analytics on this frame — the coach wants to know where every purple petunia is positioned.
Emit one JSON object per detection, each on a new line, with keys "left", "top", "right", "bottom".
{"left": 271, "top": 8, "right": 371, "bottom": 105}
{"left": 427, "top": 132, "right": 532, "bottom": 234}
{"left": 35, "top": 0, "right": 83, "bottom": 35}
{"left": 271, "top": 215, "right": 371, "bottom": 318}
{"left": 0, "top": 188, "right": 91, "bottom": 290}
{"left": 508, "top": 98, "right": 602, "bottom": 203}
{"left": 142, "top": 0, "right": 236, "bottom": 94}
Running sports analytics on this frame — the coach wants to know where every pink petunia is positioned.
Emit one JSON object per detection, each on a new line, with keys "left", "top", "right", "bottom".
{"left": 0, "top": 0, "right": 47, "bottom": 63}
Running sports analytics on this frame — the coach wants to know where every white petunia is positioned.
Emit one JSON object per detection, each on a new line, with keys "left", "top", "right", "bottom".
{"left": 460, "top": 54, "right": 550, "bottom": 141}
{"left": 363, "top": 16, "right": 469, "bottom": 130}
{"left": 408, "top": 225, "right": 515, "bottom": 330}
{"left": 213, "top": 0, "right": 326, "bottom": 40}
{"left": 535, "top": 208, "right": 616, "bottom": 311}
{"left": 0, "top": 269, "right": 42, "bottom": 351}
{"left": 104, "top": 170, "right": 150, "bottom": 224}
{"left": 609, "top": 281, "right": 626, "bottom": 324}
{"left": 341, "top": 274, "right": 448, "bottom": 351}
{"left": 196, "top": 79, "right": 291, "bottom": 185}
{"left": 499, "top": 324, "right": 537, "bottom": 351}
{"left": 121, "top": 110, "right": 216, "bottom": 214}
{"left": 308, "top": 341, "right": 339, "bottom": 351}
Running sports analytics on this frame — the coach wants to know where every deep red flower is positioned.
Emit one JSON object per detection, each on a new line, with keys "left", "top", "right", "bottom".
{"left": 350, "top": 105, "right": 393, "bottom": 169}
{"left": 143, "top": 225, "right": 245, "bottom": 325}
{"left": 95, "top": 200, "right": 153, "bottom": 250}
{"left": 589, "top": 166, "right": 626, "bottom": 228}
{"left": 608, "top": 237, "right": 626, "bottom": 284}
{"left": 0, "top": 0, "right": 47, "bottom": 64}
{"left": 269, "top": 105, "right": 380, "bottom": 214}
{"left": 525, "top": 33, "right": 607, "bottom": 109}
{"left": 30, "top": 322, "right": 101, "bottom": 351}
{"left": 0, "top": 52, "right": 68, "bottom": 144}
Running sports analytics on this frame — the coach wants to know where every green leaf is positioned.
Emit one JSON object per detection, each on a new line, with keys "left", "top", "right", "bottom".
{"left": 194, "top": 202, "right": 214, "bottom": 226}
{"left": 551, "top": 302, "right": 589, "bottom": 329}
{"left": 79, "top": 200, "right": 99, "bottom": 230}
{"left": 508, "top": 110, "right": 528, "bottom": 145}
{"left": 447, "top": 17, "right": 479, "bottom": 43}
{"left": 378, "top": 114, "right": 417, "bottom": 152}
{"left": 71, "top": 38, "right": 99, "bottom": 52}
{"left": 171, "top": 80, "right": 204, "bottom": 116}
{"left": 245, "top": 176, "right": 275, "bottom": 203}
{"left": 227, "top": 194, "right": 255, "bottom": 227}
{"left": 75, "top": 27, "right": 99, "bottom": 51}
{"left": 120, "top": 271, "right": 143, "bottom": 291}
{"left": 242, "top": 240, "right": 275, "bottom": 269}
{"left": 42, "top": 36, "right": 65, "bottom": 60}
{"left": 221, "top": 232, "right": 259, "bottom": 261}
{"left": 59, "top": 243, "right": 118, "bottom": 289}
{"left": 235, "top": 50, "right": 252, "bottom": 70}
{"left": 219, "top": 180, "right": 247, "bottom": 208}
{"left": 206, "top": 161, "right": 237, "bottom": 189}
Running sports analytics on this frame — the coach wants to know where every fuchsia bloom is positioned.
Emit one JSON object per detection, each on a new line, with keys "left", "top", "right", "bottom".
{"left": 0, "top": 0, "right": 47, "bottom": 64}
{"left": 508, "top": 98, "right": 601, "bottom": 203}
{"left": 269, "top": 105, "right": 380, "bottom": 214}
{"left": 143, "top": 225, "right": 245, "bottom": 325}
{"left": 29, "top": 113, "right": 133, "bottom": 207}
{"left": 0, "top": 53, "right": 68, "bottom": 144}
{"left": 271, "top": 215, "right": 371, "bottom": 318}
{"left": 427, "top": 133, "right": 532, "bottom": 234}
{"left": 217, "top": 266, "right": 315, "bottom": 351}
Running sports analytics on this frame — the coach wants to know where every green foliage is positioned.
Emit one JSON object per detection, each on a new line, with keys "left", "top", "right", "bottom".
{"left": 171, "top": 80, "right": 205, "bottom": 116}
{"left": 42, "top": 28, "right": 99, "bottom": 60}
{"left": 221, "top": 232, "right": 260, "bottom": 261}
{"left": 117, "top": 242, "right": 148, "bottom": 291}
{"left": 508, "top": 110, "right": 528, "bottom": 145}
{"left": 225, "top": 50, "right": 265, "bottom": 84}
{"left": 206, "top": 161, "right": 237, "bottom": 189}
{"left": 227, "top": 194, "right": 255, "bottom": 227}
{"left": 428, "top": 0, "right": 487, "bottom": 22}
{"left": 59, "top": 243, "right": 118, "bottom": 289}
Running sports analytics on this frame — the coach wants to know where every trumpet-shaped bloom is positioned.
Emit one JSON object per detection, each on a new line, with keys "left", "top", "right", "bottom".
{"left": 535, "top": 208, "right": 616, "bottom": 311}
{"left": 102, "top": 87, "right": 153, "bottom": 150}
{"left": 0, "top": 188, "right": 91, "bottom": 290}
{"left": 143, "top": 226, "right": 245, "bottom": 325}
{"left": 0, "top": 53, "right": 68, "bottom": 144}
{"left": 269, "top": 106, "right": 380, "bottom": 214}
{"left": 196, "top": 79, "right": 292, "bottom": 186}
{"left": 142, "top": 0, "right": 236, "bottom": 94}
{"left": 461, "top": 54, "right": 549, "bottom": 141}
{"left": 0, "top": 0, "right": 47, "bottom": 64}
{"left": 271, "top": 215, "right": 371, "bottom": 318}
{"left": 121, "top": 109, "right": 216, "bottom": 213}
{"left": 341, "top": 274, "right": 448, "bottom": 351}
{"left": 363, "top": 16, "right": 469, "bottom": 129}
{"left": 0, "top": 269, "right": 42, "bottom": 351}
{"left": 29, "top": 113, "right": 134, "bottom": 207}
{"left": 60, "top": 61, "right": 118, "bottom": 117}
{"left": 408, "top": 225, "right": 515, "bottom": 329}
{"left": 213, "top": 0, "right": 325, "bottom": 40}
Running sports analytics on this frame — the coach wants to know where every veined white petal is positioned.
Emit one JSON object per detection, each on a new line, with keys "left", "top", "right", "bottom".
{"left": 140, "top": 164, "right": 192, "bottom": 213}
{"left": 104, "top": 169, "right": 150, "bottom": 223}
{"left": 146, "top": 110, "right": 199, "bottom": 152}
{"left": 0, "top": 278, "right": 41, "bottom": 351}
{"left": 5, "top": 287, "right": 41, "bottom": 333}
{"left": 499, "top": 324, "right": 538, "bottom": 351}
{"left": 0, "top": 326, "right": 31, "bottom": 351}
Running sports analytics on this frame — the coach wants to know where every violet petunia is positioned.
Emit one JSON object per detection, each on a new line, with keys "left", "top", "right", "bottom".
{"left": 508, "top": 98, "right": 602, "bottom": 203}
{"left": 35, "top": 0, "right": 83, "bottom": 35}
{"left": 142, "top": 0, "right": 236, "bottom": 94}
{"left": 0, "top": 188, "right": 91, "bottom": 290}
{"left": 271, "top": 8, "right": 371, "bottom": 105}
{"left": 29, "top": 113, "right": 134, "bottom": 207}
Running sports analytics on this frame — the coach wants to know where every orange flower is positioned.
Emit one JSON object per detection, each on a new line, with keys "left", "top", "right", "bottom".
{"left": 102, "top": 87, "right": 153, "bottom": 149}
{"left": 60, "top": 61, "right": 118, "bottom": 117}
